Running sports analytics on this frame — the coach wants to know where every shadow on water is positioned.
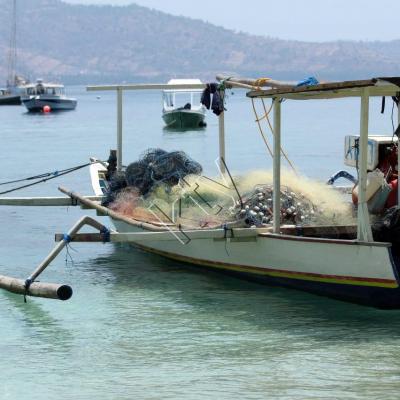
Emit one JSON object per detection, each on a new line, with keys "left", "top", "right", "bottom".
{"left": 82, "top": 244, "right": 400, "bottom": 343}
{"left": 1, "top": 290, "right": 74, "bottom": 349}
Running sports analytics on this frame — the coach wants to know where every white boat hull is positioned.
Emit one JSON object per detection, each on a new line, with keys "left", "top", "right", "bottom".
{"left": 90, "top": 159, "right": 400, "bottom": 309}
{"left": 111, "top": 219, "right": 400, "bottom": 309}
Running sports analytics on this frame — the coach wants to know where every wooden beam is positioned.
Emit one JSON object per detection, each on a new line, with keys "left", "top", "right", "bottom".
{"left": 0, "top": 195, "right": 102, "bottom": 206}
{"left": 54, "top": 227, "right": 264, "bottom": 243}
{"left": 247, "top": 79, "right": 400, "bottom": 100}
{"left": 218, "top": 100, "right": 226, "bottom": 174}
{"left": 398, "top": 102, "right": 400, "bottom": 205}
{"left": 216, "top": 75, "right": 295, "bottom": 90}
{"left": 87, "top": 83, "right": 206, "bottom": 91}
{"left": 357, "top": 88, "right": 373, "bottom": 242}
{"left": 273, "top": 99, "right": 281, "bottom": 233}
{"left": 117, "top": 87, "right": 123, "bottom": 171}
{"left": 247, "top": 79, "right": 376, "bottom": 98}
{"left": 58, "top": 186, "right": 173, "bottom": 231}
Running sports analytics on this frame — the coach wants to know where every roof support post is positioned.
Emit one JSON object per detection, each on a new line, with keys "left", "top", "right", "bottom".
{"left": 397, "top": 99, "right": 400, "bottom": 206}
{"left": 357, "top": 88, "right": 373, "bottom": 242}
{"left": 273, "top": 98, "right": 281, "bottom": 233}
{"left": 218, "top": 91, "right": 226, "bottom": 174}
{"left": 117, "top": 87, "right": 123, "bottom": 172}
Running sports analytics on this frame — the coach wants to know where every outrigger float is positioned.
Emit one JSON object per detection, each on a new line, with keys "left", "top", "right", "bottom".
{"left": 1, "top": 77, "right": 400, "bottom": 309}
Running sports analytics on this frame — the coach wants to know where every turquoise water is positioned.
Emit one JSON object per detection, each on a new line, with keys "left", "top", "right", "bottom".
{"left": 1, "top": 87, "right": 400, "bottom": 399}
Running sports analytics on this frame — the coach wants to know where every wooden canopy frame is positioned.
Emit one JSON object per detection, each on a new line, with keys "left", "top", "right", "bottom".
{"left": 247, "top": 77, "right": 400, "bottom": 241}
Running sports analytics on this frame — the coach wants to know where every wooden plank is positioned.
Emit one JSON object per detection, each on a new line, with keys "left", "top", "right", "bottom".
{"left": 0, "top": 195, "right": 103, "bottom": 206}
{"left": 55, "top": 233, "right": 105, "bottom": 242}
{"left": 54, "top": 227, "right": 265, "bottom": 243}
{"left": 279, "top": 224, "right": 357, "bottom": 237}
{"left": 58, "top": 186, "right": 174, "bottom": 231}
{"left": 273, "top": 99, "right": 281, "bottom": 233}
{"left": 87, "top": 83, "right": 206, "bottom": 91}
{"left": 216, "top": 74, "right": 295, "bottom": 90}
{"left": 247, "top": 78, "right": 400, "bottom": 100}
{"left": 247, "top": 79, "right": 376, "bottom": 98}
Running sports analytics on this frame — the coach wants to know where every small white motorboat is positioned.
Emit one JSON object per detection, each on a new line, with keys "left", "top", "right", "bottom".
{"left": 162, "top": 79, "right": 206, "bottom": 129}
{"left": 21, "top": 80, "right": 77, "bottom": 112}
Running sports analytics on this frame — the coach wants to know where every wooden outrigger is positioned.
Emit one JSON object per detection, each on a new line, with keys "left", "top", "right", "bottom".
{"left": 1, "top": 76, "right": 400, "bottom": 309}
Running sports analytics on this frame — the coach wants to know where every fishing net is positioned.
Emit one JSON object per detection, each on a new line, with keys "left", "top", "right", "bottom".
{"left": 102, "top": 171, "right": 127, "bottom": 206}
{"left": 125, "top": 148, "right": 202, "bottom": 195}
{"left": 230, "top": 184, "right": 321, "bottom": 227}
{"left": 102, "top": 148, "right": 203, "bottom": 206}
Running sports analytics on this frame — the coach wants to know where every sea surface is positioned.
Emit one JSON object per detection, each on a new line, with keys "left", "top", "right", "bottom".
{"left": 1, "top": 86, "right": 400, "bottom": 400}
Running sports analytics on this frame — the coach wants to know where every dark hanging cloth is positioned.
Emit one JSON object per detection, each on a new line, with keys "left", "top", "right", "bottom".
{"left": 200, "top": 83, "right": 213, "bottom": 109}
{"left": 201, "top": 83, "right": 224, "bottom": 116}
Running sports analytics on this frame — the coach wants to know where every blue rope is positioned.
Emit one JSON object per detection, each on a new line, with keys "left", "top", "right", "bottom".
{"left": 100, "top": 226, "right": 111, "bottom": 243}
{"left": 63, "top": 233, "right": 72, "bottom": 243}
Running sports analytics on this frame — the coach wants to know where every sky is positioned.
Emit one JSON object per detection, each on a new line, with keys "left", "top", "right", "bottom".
{"left": 64, "top": 0, "right": 400, "bottom": 42}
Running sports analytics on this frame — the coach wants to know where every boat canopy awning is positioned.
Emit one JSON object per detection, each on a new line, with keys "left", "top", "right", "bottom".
{"left": 247, "top": 77, "right": 400, "bottom": 100}
{"left": 163, "top": 88, "right": 204, "bottom": 93}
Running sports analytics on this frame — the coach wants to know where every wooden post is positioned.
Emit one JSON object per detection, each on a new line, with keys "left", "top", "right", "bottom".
{"left": 357, "top": 88, "right": 373, "bottom": 242}
{"left": 117, "top": 87, "right": 123, "bottom": 172}
{"left": 218, "top": 91, "right": 226, "bottom": 174}
{"left": 273, "top": 98, "right": 281, "bottom": 234}
{"left": 398, "top": 100, "right": 400, "bottom": 206}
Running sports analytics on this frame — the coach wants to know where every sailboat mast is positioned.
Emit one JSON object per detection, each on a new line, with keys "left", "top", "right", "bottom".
{"left": 7, "top": 0, "right": 17, "bottom": 87}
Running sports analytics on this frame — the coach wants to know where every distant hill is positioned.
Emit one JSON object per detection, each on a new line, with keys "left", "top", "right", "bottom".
{"left": 0, "top": 0, "right": 399, "bottom": 84}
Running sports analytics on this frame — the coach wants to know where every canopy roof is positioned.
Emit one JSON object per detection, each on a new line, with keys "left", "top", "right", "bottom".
{"left": 25, "top": 82, "right": 64, "bottom": 89}
{"left": 163, "top": 78, "right": 204, "bottom": 93}
{"left": 247, "top": 77, "right": 400, "bottom": 100}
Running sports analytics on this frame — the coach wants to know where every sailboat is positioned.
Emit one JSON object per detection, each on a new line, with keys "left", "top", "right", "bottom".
{"left": 0, "top": 0, "right": 29, "bottom": 105}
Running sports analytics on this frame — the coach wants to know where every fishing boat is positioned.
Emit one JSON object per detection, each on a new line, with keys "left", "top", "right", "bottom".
{"left": 1, "top": 77, "right": 400, "bottom": 311}
{"left": 162, "top": 79, "right": 206, "bottom": 129}
{"left": 0, "top": 88, "right": 21, "bottom": 105}
{"left": 0, "top": 0, "right": 29, "bottom": 106}
{"left": 21, "top": 80, "right": 77, "bottom": 112}
{"left": 84, "top": 77, "right": 400, "bottom": 309}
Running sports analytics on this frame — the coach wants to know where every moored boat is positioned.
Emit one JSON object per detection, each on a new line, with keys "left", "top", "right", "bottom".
{"left": 0, "top": 88, "right": 21, "bottom": 105}
{"left": 1, "top": 77, "right": 400, "bottom": 310}
{"left": 162, "top": 79, "right": 206, "bottom": 129}
{"left": 21, "top": 80, "right": 77, "bottom": 112}
{"left": 0, "top": 0, "right": 29, "bottom": 106}
{"left": 86, "top": 77, "right": 400, "bottom": 309}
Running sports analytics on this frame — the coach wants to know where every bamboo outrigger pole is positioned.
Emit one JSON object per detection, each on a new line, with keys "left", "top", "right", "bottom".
{"left": 0, "top": 215, "right": 110, "bottom": 301}
{"left": 0, "top": 276, "right": 72, "bottom": 301}
{"left": 216, "top": 75, "right": 296, "bottom": 90}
